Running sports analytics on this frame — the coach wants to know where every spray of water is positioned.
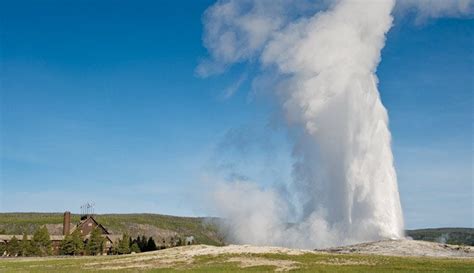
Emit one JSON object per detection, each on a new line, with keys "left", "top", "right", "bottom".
{"left": 200, "top": 0, "right": 404, "bottom": 248}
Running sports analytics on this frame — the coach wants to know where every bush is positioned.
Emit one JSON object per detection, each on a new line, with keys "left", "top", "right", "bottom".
{"left": 130, "top": 242, "right": 140, "bottom": 253}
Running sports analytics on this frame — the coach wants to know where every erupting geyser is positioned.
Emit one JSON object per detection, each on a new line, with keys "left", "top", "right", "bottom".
{"left": 200, "top": 0, "right": 404, "bottom": 248}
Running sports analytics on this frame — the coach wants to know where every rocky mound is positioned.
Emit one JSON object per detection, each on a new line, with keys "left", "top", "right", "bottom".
{"left": 320, "top": 239, "right": 474, "bottom": 258}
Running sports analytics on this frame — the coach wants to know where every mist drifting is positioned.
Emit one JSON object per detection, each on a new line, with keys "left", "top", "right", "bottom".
{"left": 200, "top": 0, "right": 404, "bottom": 249}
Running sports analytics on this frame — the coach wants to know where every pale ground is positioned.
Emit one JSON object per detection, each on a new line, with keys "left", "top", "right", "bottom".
{"left": 5, "top": 240, "right": 473, "bottom": 272}
{"left": 81, "top": 240, "right": 473, "bottom": 271}
{"left": 83, "top": 244, "right": 314, "bottom": 270}
{"left": 319, "top": 239, "right": 474, "bottom": 258}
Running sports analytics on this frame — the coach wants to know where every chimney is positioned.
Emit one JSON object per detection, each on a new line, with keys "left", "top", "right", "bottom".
{"left": 63, "top": 211, "right": 71, "bottom": 236}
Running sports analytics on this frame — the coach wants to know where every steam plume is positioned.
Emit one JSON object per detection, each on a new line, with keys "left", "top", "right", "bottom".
{"left": 397, "top": 0, "right": 473, "bottom": 21}
{"left": 201, "top": 0, "right": 404, "bottom": 248}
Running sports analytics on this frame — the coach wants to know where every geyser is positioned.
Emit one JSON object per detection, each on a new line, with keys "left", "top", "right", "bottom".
{"left": 201, "top": 0, "right": 404, "bottom": 248}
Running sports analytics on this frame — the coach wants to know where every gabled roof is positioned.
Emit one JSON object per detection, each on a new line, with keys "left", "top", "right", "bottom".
{"left": 71, "top": 216, "right": 110, "bottom": 235}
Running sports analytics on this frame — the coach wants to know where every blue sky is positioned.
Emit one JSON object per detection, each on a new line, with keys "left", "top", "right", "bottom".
{"left": 0, "top": 0, "right": 472, "bottom": 229}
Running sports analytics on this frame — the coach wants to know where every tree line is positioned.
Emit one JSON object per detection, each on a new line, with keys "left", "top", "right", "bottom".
{"left": 0, "top": 227, "right": 52, "bottom": 257}
{"left": 0, "top": 227, "right": 164, "bottom": 257}
{"left": 114, "top": 235, "right": 158, "bottom": 255}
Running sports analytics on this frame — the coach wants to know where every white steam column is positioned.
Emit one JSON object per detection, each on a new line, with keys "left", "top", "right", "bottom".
{"left": 202, "top": 0, "right": 404, "bottom": 248}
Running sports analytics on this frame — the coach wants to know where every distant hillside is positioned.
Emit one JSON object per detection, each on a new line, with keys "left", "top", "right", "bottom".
{"left": 406, "top": 228, "right": 474, "bottom": 246}
{"left": 1, "top": 213, "right": 472, "bottom": 246}
{"left": 0, "top": 213, "right": 224, "bottom": 246}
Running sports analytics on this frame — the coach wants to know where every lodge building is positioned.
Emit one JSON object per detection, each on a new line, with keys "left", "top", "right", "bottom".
{"left": 0, "top": 211, "right": 121, "bottom": 255}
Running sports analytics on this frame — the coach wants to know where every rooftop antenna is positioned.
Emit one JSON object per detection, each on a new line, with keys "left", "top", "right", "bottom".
{"left": 80, "top": 201, "right": 96, "bottom": 219}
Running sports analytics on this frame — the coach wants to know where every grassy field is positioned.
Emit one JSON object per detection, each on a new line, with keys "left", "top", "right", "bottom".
{"left": 0, "top": 245, "right": 473, "bottom": 273}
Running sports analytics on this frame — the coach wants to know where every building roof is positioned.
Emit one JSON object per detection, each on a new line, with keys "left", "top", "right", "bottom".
{"left": 71, "top": 215, "right": 110, "bottom": 235}
{"left": 0, "top": 215, "right": 119, "bottom": 244}
{"left": 0, "top": 234, "right": 117, "bottom": 243}
{"left": 0, "top": 235, "right": 65, "bottom": 241}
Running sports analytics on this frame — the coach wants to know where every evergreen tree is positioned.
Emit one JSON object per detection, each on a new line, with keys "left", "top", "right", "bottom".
{"left": 139, "top": 235, "right": 147, "bottom": 252}
{"left": 19, "top": 233, "right": 31, "bottom": 257}
{"left": 146, "top": 237, "right": 157, "bottom": 251}
{"left": 130, "top": 242, "right": 140, "bottom": 253}
{"left": 85, "top": 228, "right": 104, "bottom": 256}
{"left": 133, "top": 236, "right": 140, "bottom": 250}
{"left": 60, "top": 234, "right": 74, "bottom": 255}
{"left": 71, "top": 230, "right": 84, "bottom": 255}
{"left": 30, "top": 227, "right": 52, "bottom": 256}
{"left": 7, "top": 236, "right": 20, "bottom": 256}
{"left": 60, "top": 230, "right": 83, "bottom": 256}
{"left": 115, "top": 234, "right": 130, "bottom": 255}
{"left": 132, "top": 236, "right": 139, "bottom": 248}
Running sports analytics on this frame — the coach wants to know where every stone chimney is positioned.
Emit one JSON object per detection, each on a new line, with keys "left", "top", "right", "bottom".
{"left": 63, "top": 211, "right": 71, "bottom": 236}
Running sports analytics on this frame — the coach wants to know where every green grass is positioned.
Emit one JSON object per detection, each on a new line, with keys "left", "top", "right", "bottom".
{"left": 0, "top": 249, "right": 473, "bottom": 273}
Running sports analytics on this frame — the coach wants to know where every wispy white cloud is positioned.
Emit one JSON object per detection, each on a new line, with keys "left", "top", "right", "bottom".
{"left": 396, "top": 0, "right": 473, "bottom": 23}
{"left": 220, "top": 73, "right": 247, "bottom": 99}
